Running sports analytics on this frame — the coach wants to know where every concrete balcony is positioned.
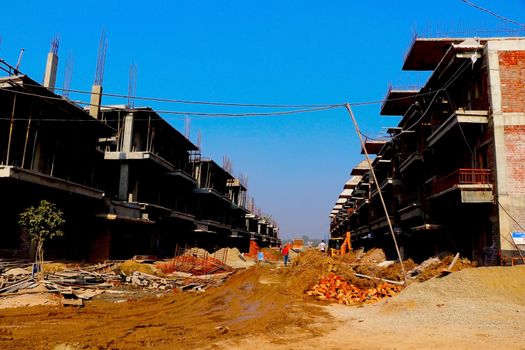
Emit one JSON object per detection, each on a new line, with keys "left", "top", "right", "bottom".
{"left": 427, "top": 110, "right": 489, "bottom": 148}
{"left": 0, "top": 166, "right": 104, "bottom": 200}
{"left": 399, "top": 153, "right": 424, "bottom": 173}
{"left": 105, "top": 151, "right": 176, "bottom": 171}
{"left": 429, "top": 168, "right": 493, "bottom": 203}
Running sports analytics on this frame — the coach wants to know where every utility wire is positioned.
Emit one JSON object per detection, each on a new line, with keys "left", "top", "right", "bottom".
{"left": 12, "top": 82, "right": 340, "bottom": 109}
{"left": 392, "top": 58, "right": 473, "bottom": 138}
{"left": 0, "top": 49, "right": 476, "bottom": 124}
{"left": 6, "top": 79, "right": 439, "bottom": 111}
{"left": 0, "top": 86, "right": 342, "bottom": 119}
{"left": 460, "top": 0, "right": 525, "bottom": 29}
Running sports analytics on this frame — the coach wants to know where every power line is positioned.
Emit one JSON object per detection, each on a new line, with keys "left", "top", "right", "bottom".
{"left": 0, "top": 50, "right": 478, "bottom": 124}
{"left": 14, "top": 82, "right": 340, "bottom": 109}
{"left": 460, "top": 0, "right": 525, "bottom": 29}
{"left": 393, "top": 58, "right": 473, "bottom": 138}
{"left": 0, "top": 86, "right": 342, "bottom": 120}
{"left": 8, "top": 79, "right": 439, "bottom": 111}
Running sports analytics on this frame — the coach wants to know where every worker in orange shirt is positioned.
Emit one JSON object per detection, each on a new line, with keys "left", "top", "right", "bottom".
{"left": 281, "top": 242, "right": 290, "bottom": 266}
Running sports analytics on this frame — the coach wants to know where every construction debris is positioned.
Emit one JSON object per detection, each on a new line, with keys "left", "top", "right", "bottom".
{"left": 0, "top": 248, "right": 477, "bottom": 310}
{"left": 0, "top": 252, "right": 240, "bottom": 308}
{"left": 307, "top": 273, "right": 402, "bottom": 305}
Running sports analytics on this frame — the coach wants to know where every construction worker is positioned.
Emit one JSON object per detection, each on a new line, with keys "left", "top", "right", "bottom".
{"left": 318, "top": 240, "right": 326, "bottom": 253}
{"left": 281, "top": 242, "right": 290, "bottom": 266}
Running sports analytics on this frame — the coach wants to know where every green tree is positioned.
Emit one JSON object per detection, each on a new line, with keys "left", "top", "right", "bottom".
{"left": 18, "top": 200, "right": 65, "bottom": 279}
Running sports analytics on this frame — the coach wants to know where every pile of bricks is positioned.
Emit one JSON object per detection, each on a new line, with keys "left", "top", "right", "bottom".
{"left": 306, "top": 273, "right": 402, "bottom": 305}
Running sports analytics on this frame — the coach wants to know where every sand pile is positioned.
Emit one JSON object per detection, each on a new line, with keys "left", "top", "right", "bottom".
{"left": 359, "top": 248, "right": 386, "bottom": 264}
{"left": 119, "top": 260, "right": 159, "bottom": 276}
{"left": 390, "top": 265, "right": 525, "bottom": 307}
{"left": 214, "top": 248, "right": 255, "bottom": 269}
{"left": 377, "top": 265, "right": 525, "bottom": 332}
{"left": 407, "top": 254, "right": 476, "bottom": 281}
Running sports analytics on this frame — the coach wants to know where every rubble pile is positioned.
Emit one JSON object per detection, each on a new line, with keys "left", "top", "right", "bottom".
{"left": 157, "top": 254, "right": 233, "bottom": 275}
{"left": 288, "top": 248, "right": 476, "bottom": 305}
{"left": 307, "top": 273, "right": 402, "bottom": 305}
{"left": 0, "top": 256, "right": 236, "bottom": 308}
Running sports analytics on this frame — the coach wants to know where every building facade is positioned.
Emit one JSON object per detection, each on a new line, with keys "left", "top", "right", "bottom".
{"left": 0, "top": 59, "right": 279, "bottom": 261}
{"left": 331, "top": 36, "right": 525, "bottom": 264}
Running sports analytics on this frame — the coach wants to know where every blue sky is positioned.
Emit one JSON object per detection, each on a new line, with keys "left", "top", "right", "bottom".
{"left": 2, "top": 1, "right": 524, "bottom": 239}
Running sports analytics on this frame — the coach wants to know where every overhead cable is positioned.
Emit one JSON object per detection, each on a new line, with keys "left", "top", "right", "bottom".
{"left": 460, "top": 0, "right": 525, "bottom": 29}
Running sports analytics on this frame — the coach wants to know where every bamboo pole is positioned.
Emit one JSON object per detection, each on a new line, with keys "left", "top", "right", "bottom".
{"left": 6, "top": 94, "right": 17, "bottom": 165}
{"left": 21, "top": 110, "right": 32, "bottom": 168}
{"left": 344, "top": 103, "right": 407, "bottom": 283}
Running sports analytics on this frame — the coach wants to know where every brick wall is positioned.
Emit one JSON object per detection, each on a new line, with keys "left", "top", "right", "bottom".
{"left": 499, "top": 51, "right": 525, "bottom": 113}
{"left": 504, "top": 125, "right": 525, "bottom": 193}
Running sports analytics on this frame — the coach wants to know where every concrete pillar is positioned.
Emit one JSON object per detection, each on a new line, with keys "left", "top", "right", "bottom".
{"left": 118, "top": 113, "right": 134, "bottom": 201}
{"left": 121, "top": 113, "right": 134, "bottom": 152}
{"left": 43, "top": 52, "right": 58, "bottom": 92}
{"left": 486, "top": 39, "right": 525, "bottom": 256}
{"left": 89, "top": 85, "right": 103, "bottom": 119}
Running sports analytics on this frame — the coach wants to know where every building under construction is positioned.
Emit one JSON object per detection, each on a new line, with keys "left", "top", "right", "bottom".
{"left": 0, "top": 43, "right": 279, "bottom": 261}
{"left": 331, "top": 36, "right": 525, "bottom": 265}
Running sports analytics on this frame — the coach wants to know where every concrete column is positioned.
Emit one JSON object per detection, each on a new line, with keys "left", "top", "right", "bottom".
{"left": 43, "top": 52, "right": 58, "bottom": 92}
{"left": 119, "top": 163, "right": 130, "bottom": 201}
{"left": 486, "top": 40, "right": 525, "bottom": 256}
{"left": 121, "top": 113, "right": 134, "bottom": 152}
{"left": 118, "top": 113, "right": 134, "bottom": 201}
{"left": 89, "top": 85, "right": 103, "bottom": 119}
{"left": 486, "top": 42, "right": 506, "bottom": 195}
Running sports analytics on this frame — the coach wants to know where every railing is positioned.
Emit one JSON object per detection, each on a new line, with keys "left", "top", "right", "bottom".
{"left": 432, "top": 168, "right": 491, "bottom": 194}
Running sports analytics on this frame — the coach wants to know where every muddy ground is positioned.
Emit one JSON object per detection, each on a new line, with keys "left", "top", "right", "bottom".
{"left": 1, "top": 253, "right": 524, "bottom": 349}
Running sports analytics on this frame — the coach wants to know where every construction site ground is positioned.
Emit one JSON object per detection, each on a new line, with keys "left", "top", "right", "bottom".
{"left": 1, "top": 250, "right": 524, "bottom": 350}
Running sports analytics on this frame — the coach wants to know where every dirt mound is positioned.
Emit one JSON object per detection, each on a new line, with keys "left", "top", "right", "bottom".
{"left": 359, "top": 248, "right": 386, "bottom": 264}
{"left": 0, "top": 293, "right": 59, "bottom": 309}
{"left": 408, "top": 254, "right": 476, "bottom": 282}
{"left": 280, "top": 250, "right": 376, "bottom": 295}
{"left": 383, "top": 265, "right": 525, "bottom": 314}
{"left": 119, "top": 260, "right": 159, "bottom": 276}
{"left": 0, "top": 266, "right": 330, "bottom": 349}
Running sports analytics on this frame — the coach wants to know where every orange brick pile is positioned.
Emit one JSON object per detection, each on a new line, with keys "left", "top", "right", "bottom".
{"left": 306, "top": 273, "right": 402, "bottom": 305}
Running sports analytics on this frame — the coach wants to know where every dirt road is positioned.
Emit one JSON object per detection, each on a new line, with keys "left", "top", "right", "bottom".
{"left": 0, "top": 264, "right": 524, "bottom": 349}
{"left": 216, "top": 265, "right": 525, "bottom": 350}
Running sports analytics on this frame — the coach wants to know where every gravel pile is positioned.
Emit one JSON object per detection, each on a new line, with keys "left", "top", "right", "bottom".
{"left": 369, "top": 265, "right": 525, "bottom": 329}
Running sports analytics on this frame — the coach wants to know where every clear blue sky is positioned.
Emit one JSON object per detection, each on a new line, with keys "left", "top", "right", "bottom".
{"left": 2, "top": 1, "right": 524, "bottom": 240}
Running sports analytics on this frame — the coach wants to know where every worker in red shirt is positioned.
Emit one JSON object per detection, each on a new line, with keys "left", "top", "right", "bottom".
{"left": 281, "top": 243, "right": 290, "bottom": 266}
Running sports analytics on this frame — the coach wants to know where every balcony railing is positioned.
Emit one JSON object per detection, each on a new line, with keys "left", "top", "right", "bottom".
{"left": 432, "top": 168, "right": 491, "bottom": 195}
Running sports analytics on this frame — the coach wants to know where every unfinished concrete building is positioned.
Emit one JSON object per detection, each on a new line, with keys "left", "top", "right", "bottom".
{"left": 0, "top": 53, "right": 279, "bottom": 260}
{"left": 331, "top": 36, "right": 525, "bottom": 265}
{"left": 0, "top": 61, "right": 114, "bottom": 259}
{"left": 95, "top": 107, "right": 201, "bottom": 259}
{"left": 193, "top": 159, "right": 243, "bottom": 251}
